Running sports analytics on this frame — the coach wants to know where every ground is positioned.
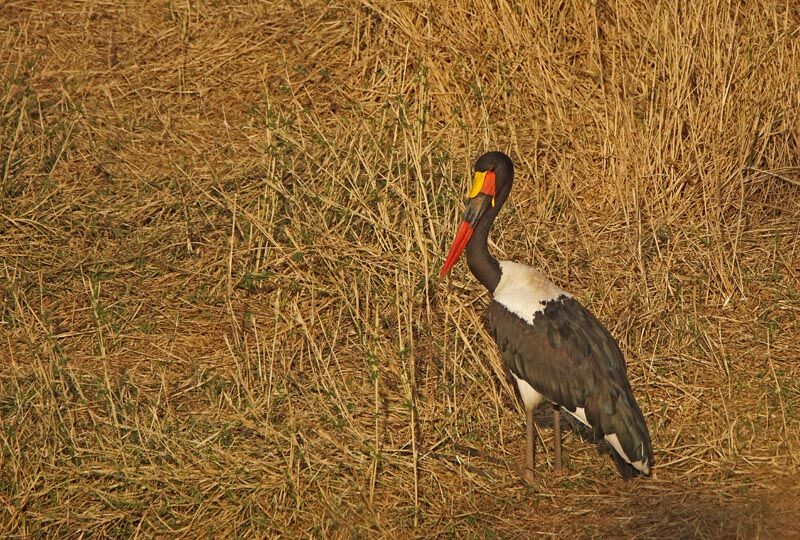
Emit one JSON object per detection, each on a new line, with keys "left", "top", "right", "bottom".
{"left": 1, "top": 1, "right": 799, "bottom": 537}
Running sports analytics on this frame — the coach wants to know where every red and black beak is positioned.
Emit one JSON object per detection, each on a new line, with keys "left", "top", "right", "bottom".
{"left": 439, "top": 170, "right": 496, "bottom": 279}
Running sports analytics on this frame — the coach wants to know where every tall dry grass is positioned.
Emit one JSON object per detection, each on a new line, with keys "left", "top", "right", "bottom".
{"left": 1, "top": 0, "right": 799, "bottom": 537}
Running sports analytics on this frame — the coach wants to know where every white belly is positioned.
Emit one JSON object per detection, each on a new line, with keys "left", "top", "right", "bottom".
{"left": 510, "top": 372, "right": 544, "bottom": 411}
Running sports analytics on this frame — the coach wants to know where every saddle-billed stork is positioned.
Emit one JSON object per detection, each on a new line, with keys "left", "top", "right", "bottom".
{"left": 440, "top": 151, "right": 653, "bottom": 481}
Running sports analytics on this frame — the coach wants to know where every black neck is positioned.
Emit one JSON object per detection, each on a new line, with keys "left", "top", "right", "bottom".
{"left": 467, "top": 180, "right": 514, "bottom": 293}
{"left": 463, "top": 151, "right": 514, "bottom": 294}
{"left": 466, "top": 203, "right": 502, "bottom": 292}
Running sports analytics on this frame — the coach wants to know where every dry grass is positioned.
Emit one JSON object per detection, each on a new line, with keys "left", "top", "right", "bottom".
{"left": 1, "top": 0, "right": 799, "bottom": 537}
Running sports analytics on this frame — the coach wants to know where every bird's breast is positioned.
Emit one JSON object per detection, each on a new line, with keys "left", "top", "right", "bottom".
{"left": 493, "top": 261, "right": 570, "bottom": 325}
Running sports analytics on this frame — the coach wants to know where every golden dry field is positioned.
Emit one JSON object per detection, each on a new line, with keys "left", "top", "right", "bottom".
{"left": 2, "top": 1, "right": 800, "bottom": 537}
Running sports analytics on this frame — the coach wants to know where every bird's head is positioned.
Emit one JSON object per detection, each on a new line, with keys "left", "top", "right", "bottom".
{"left": 439, "top": 151, "right": 514, "bottom": 279}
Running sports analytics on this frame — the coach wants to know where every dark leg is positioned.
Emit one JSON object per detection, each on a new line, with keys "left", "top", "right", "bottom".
{"left": 525, "top": 407, "right": 535, "bottom": 483}
{"left": 553, "top": 407, "right": 562, "bottom": 472}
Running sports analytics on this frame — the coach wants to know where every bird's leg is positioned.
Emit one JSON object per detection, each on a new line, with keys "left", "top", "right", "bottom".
{"left": 553, "top": 407, "right": 562, "bottom": 473}
{"left": 524, "top": 407, "right": 535, "bottom": 483}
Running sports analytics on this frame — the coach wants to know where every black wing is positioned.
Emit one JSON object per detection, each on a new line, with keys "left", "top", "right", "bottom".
{"left": 487, "top": 296, "right": 654, "bottom": 469}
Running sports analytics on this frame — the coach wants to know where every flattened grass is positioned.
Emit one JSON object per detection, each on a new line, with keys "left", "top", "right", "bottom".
{"left": 1, "top": 1, "right": 799, "bottom": 537}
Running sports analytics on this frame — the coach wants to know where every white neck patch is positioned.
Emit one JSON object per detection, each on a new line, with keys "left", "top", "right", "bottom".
{"left": 492, "top": 261, "right": 570, "bottom": 325}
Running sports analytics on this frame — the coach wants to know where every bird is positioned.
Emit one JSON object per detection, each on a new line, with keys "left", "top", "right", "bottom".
{"left": 439, "top": 151, "right": 653, "bottom": 482}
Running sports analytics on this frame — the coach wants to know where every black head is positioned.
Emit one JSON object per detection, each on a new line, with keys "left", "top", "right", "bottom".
{"left": 439, "top": 151, "right": 515, "bottom": 279}
{"left": 473, "top": 151, "right": 514, "bottom": 207}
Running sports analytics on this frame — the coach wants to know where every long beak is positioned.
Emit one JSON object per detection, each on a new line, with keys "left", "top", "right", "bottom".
{"left": 439, "top": 194, "right": 492, "bottom": 279}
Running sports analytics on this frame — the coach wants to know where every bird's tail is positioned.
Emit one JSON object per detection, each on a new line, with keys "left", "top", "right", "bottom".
{"left": 606, "top": 395, "right": 654, "bottom": 476}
